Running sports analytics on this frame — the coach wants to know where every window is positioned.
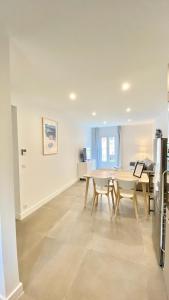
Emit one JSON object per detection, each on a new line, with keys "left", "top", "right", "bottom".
{"left": 109, "top": 137, "right": 115, "bottom": 161}
{"left": 101, "top": 136, "right": 115, "bottom": 162}
{"left": 101, "top": 137, "right": 107, "bottom": 162}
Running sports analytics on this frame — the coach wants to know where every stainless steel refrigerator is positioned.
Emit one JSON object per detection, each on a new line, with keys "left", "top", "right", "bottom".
{"left": 152, "top": 137, "right": 168, "bottom": 267}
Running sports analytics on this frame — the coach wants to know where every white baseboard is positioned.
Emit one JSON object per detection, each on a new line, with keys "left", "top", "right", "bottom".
{"left": 0, "top": 282, "right": 23, "bottom": 300}
{"left": 16, "top": 178, "right": 78, "bottom": 220}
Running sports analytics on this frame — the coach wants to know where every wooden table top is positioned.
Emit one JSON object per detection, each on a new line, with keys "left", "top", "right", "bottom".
{"left": 84, "top": 169, "right": 149, "bottom": 184}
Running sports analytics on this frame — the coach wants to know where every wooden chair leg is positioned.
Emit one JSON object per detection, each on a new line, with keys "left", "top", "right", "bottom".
{"left": 111, "top": 189, "right": 115, "bottom": 211}
{"left": 113, "top": 185, "right": 117, "bottom": 206}
{"left": 133, "top": 195, "right": 138, "bottom": 219}
{"left": 95, "top": 194, "right": 99, "bottom": 207}
{"left": 107, "top": 195, "right": 112, "bottom": 218}
{"left": 115, "top": 195, "right": 120, "bottom": 217}
{"left": 91, "top": 193, "right": 97, "bottom": 215}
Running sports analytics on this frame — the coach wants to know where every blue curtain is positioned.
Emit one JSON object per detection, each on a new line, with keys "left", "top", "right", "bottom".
{"left": 92, "top": 126, "right": 121, "bottom": 169}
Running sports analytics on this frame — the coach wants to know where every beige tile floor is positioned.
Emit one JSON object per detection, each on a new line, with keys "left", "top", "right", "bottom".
{"left": 17, "top": 181, "right": 167, "bottom": 300}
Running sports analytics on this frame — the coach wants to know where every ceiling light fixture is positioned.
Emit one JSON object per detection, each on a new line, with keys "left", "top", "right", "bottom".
{"left": 69, "top": 92, "right": 77, "bottom": 101}
{"left": 92, "top": 112, "right": 96, "bottom": 116}
{"left": 122, "top": 82, "right": 131, "bottom": 91}
{"left": 126, "top": 107, "right": 131, "bottom": 112}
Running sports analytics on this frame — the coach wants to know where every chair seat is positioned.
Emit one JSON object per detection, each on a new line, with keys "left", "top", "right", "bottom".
{"left": 105, "top": 182, "right": 114, "bottom": 188}
{"left": 96, "top": 188, "right": 108, "bottom": 194}
{"left": 120, "top": 190, "right": 134, "bottom": 199}
{"left": 96, "top": 185, "right": 113, "bottom": 194}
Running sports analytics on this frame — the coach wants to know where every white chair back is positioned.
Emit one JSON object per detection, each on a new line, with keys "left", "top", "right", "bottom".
{"left": 93, "top": 177, "right": 111, "bottom": 192}
{"left": 117, "top": 179, "right": 138, "bottom": 191}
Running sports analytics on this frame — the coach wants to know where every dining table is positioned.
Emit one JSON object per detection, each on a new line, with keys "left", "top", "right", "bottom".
{"left": 83, "top": 169, "right": 149, "bottom": 216}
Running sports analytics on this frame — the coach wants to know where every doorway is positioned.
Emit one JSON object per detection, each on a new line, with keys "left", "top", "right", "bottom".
{"left": 92, "top": 127, "right": 120, "bottom": 169}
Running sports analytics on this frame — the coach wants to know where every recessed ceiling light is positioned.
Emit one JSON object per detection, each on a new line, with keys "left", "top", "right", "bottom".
{"left": 128, "top": 118, "right": 132, "bottom": 122}
{"left": 103, "top": 121, "right": 107, "bottom": 125}
{"left": 122, "top": 82, "right": 131, "bottom": 91}
{"left": 126, "top": 107, "right": 131, "bottom": 112}
{"left": 69, "top": 92, "right": 77, "bottom": 101}
{"left": 92, "top": 112, "right": 96, "bottom": 116}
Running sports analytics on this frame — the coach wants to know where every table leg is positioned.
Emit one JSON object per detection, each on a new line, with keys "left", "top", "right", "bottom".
{"left": 142, "top": 182, "right": 148, "bottom": 216}
{"left": 84, "top": 177, "right": 90, "bottom": 208}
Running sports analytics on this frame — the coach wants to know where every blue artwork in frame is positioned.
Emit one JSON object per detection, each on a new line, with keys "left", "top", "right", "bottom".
{"left": 42, "top": 117, "right": 58, "bottom": 155}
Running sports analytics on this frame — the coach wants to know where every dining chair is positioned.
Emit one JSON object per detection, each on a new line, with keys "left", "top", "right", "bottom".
{"left": 91, "top": 177, "right": 115, "bottom": 218}
{"left": 114, "top": 179, "right": 138, "bottom": 219}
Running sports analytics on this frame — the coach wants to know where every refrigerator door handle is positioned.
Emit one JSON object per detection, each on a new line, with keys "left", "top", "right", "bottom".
{"left": 160, "top": 170, "right": 169, "bottom": 251}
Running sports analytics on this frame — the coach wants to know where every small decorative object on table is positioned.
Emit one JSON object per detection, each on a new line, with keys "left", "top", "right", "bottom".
{"left": 155, "top": 129, "right": 162, "bottom": 138}
{"left": 133, "top": 162, "right": 144, "bottom": 178}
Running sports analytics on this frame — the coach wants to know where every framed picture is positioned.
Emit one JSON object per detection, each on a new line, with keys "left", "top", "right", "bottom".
{"left": 133, "top": 162, "right": 144, "bottom": 178}
{"left": 42, "top": 118, "right": 58, "bottom": 155}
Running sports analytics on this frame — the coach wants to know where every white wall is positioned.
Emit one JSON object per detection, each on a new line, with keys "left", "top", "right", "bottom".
{"left": 121, "top": 123, "right": 153, "bottom": 170}
{"left": 14, "top": 103, "right": 91, "bottom": 219}
{"left": 153, "top": 110, "right": 168, "bottom": 138}
{"left": 12, "top": 106, "right": 21, "bottom": 216}
{"left": 0, "top": 30, "right": 22, "bottom": 300}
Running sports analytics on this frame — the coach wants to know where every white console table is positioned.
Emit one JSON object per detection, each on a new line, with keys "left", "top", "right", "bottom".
{"left": 78, "top": 160, "right": 96, "bottom": 179}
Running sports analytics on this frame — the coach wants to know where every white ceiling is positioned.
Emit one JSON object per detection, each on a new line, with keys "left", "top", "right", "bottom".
{"left": 1, "top": 0, "right": 169, "bottom": 126}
